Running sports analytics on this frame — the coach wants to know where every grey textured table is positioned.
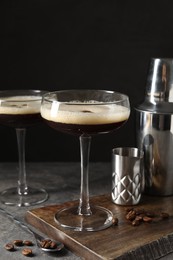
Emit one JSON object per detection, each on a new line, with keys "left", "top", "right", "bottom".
{"left": 0, "top": 162, "right": 173, "bottom": 260}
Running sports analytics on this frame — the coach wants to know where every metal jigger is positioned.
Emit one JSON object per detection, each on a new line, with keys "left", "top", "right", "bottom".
{"left": 135, "top": 58, "right": 173, "bottom": 196}
{"left": 112, "top": 147, "right": 144, "bottom": 205}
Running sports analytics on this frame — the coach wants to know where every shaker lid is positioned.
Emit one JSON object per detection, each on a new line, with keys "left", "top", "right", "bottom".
{"left": 146, "top": 58, "right": 173, "bottom": 103}
{"left": 136, "top": 58, "right": 173, "bottom": 113}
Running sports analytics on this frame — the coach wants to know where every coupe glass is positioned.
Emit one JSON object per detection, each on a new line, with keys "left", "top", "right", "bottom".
{"left": 0, "top": 90, "right": 48, "bottom": 206}
{"left": 41, "top": 90, "right": 130, "bottom": 231}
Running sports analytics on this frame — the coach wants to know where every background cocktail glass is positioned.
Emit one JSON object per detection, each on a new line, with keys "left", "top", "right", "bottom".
{"left": 41, "top": 89, "right": 130, "bottom": 231}
{"left": 0, "top": 90, "right": 48, "bottom": 206}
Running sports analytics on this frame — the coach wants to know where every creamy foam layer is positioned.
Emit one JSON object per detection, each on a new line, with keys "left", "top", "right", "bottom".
{"left": 41, "top": 102, "right": 130, "bottom": 125}
{"left": 0, "top": 96, "right": 42, "bottom": 114}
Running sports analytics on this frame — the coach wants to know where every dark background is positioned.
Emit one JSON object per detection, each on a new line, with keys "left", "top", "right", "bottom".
{"left": 1, "top": 0, "right": 173, "bottom": 162}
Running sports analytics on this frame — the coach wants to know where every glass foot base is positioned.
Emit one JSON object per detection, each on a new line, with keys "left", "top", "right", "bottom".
{"left": 54, "top": 205, "right": 113, "bottom": 231}
{"left": 0, "top": 187, "right": 48, "bottom": 206}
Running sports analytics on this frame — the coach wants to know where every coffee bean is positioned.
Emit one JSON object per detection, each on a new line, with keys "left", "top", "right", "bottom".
{"left": 160, "top": 212, "right": 170, "bottom": 219}
{"left": 44, "top": 241, "right": 52, "bottom": 249}
{"left": 132, "top": 219, "right": 140, "bottom": 226}
{"left": 40, "top": 240, "right": 46, "bottom": 248}
{"left": 112, "top": 217, "right": 119, "bottom": 226}
{"left": 50, "top": 241, "right": 57, "bottom": 249}
{"left": 23, "top": 240, "right": 33, "bottom": 246}
{"left": 40, "top": 239, "right": 51, "bottom": 248}
{"left": 4, "top": 243, "right": 15, "bottom": 251}
{"left": 22, "top": 248, "right": 33, "bottom": 257}
{"left": 13, "top": 239, "right": 23, "bottom": 246}
{"left": 126, "top": 210, "right": 136, "bottom": 221}
{"left": 135, "top": 215, "right": 143, "bottom": 222}
{"left": 143, "top": 216, "right": 153, "bottom": 223}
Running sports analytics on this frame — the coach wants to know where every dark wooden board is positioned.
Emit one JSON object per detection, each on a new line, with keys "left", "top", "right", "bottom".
{"left": 25, "top": 194, "right": 173, "bottom": 259}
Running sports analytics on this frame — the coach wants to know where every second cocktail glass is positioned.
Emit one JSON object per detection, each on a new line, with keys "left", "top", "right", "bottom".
{"left": 0, "top": 90, "right": 48, "bottom": 206}
{"left": 41, "top": 89, "right": 130, "bottom": 231}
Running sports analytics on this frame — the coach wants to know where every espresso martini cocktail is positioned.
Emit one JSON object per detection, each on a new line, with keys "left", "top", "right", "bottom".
{"left": 41, "top": 90, "right": 130, "bottom": 232}
{"left": 41, "top": 100, "right": 130, "bottom": 135}
{"left": 0, "top": 95, "right": 42, "bottom": 128}
{"left": 0, "top": 90, "right": 48, "bottom": 207}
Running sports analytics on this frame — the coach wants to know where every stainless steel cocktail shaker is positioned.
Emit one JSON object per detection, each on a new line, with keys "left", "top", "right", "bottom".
{"left": 135, "top": 58, "right": 173, "bottom": 196}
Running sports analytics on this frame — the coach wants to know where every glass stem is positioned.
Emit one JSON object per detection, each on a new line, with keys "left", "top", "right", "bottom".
{"left": 16, "top": 128, "right": 28, "bottom": 196}
{"left": 78, "top": 134, "right": 92, "bottom": 216}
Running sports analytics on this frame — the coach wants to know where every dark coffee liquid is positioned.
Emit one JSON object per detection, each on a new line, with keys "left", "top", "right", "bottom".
{"left": 44, "top": 119, "right": 127, "bottom": 135}
{"left": 0, "top": 113, "right": 42, "bottom": 128}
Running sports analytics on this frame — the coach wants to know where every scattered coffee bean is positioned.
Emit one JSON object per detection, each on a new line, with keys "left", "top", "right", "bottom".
{"left": 23, "top": 240, "right": 33, "bottom": 246}
{"left": 22, "top": 248, "right": 33, "bottom": 257}
{"left": 112, "top": 217, "right": 119, "bottom": 226}
{"left": 13, "top": 239, "right": 23, "bottom": 246}
{"left": 125, "top": 208, "right": 170, "bottom": 227}
{"left": 160, "top": 212, "right": 170, "bottom": 219}
{"left": 135, "top": 215, "right": 143, "bottom": 222}
{"left": 143, "top": 216, "right": 153, "bottom": 223}
{"left": 131, "top": 219, "right": 140, "bottom": 226}
{"left": 4, "top": 243, "right": 15, "bottom": 251}
{"left": 126, "top": 209, "right": 136, "bottom": 221}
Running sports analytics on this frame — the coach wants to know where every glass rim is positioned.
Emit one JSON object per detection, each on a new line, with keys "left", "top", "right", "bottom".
{"left": 42, "top": 89, "right": 129, "bottom": 105}
{"left": 0, "top": 89, "right": 46, "bottom": 102}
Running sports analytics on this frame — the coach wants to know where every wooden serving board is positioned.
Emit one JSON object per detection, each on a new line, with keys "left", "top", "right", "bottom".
{"left": 25, "top": 194, "right": 173, "bottom": 259}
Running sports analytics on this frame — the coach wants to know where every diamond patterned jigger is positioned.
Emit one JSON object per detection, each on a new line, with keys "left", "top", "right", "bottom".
{"left": 112, "top": 147, "right": 144, "bottom": 205}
